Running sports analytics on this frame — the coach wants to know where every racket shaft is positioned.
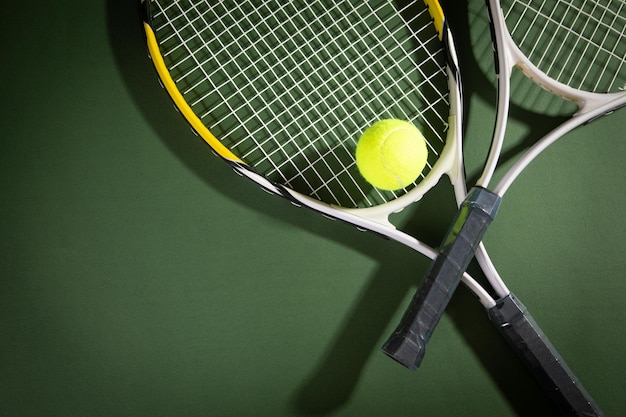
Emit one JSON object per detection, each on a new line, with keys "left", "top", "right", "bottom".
{"left": 382, "top": 187, "right": 500, "bottom": 368}
{"left": 488, "top": 294, "right": 604, "bottom": 417}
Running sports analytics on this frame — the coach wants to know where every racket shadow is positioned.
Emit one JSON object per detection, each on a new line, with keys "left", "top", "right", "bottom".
{"left": 108, "top": 1, "right": 556, "bottom": 415}
{"left": 290, "top": 244, "right": 430, "bottom": 414}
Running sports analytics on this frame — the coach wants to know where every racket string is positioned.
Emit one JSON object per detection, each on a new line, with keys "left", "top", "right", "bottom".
{"left": 158, "top": 0, "right": 351, "bottom": 203}
{"left": 162, "top": 0, "right": 371, "bottom": 205}
{"left": 504, "top": 0, "right": 626, "bottom": 93}
{"left": 227, "top": 0, "right": 393, "bottom": 206}
{"left": 151, "top": 0, "right": 450, "bottom": 208}
{"left": 219, "top": 2, "right": 354, "bottom": 203}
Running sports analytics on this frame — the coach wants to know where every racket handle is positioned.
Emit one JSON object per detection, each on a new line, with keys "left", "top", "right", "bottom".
{"left": 382, "top": 187, "right": 501, "bottom": 369}
{"left": 488, "top": 293, "right": 604, "bottom": 417}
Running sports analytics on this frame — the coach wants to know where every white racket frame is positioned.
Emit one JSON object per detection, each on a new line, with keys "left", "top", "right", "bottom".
{"left": 481, "top": 0, "right": 626, "bottom": 195}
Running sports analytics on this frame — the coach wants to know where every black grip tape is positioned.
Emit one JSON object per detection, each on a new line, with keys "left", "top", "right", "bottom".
{"left": 488, "top": 293, "right": 604, "bottom": 417}
{"left": 382, "top": 187, "right": 501, "bottom": 370}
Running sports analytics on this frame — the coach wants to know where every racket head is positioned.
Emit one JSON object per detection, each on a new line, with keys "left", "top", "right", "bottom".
{"left": 142, "top": 0, "right": 463, "bottom": 227}
{"left": 495, "top": 0, "right": 626, "bottom": 110}
{"left": 475, "top": 0, "right": 626, "bottom": 190}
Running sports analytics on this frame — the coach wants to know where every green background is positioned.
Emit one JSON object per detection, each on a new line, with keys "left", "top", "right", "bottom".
{"left": 1, "top": 1, "right": 624, "bottom": 416}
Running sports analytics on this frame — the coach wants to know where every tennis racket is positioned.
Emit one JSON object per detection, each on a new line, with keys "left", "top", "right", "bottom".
{"left": 140, "top": 0, "right": 485, "bottom": 295}
{"left": 384, "top": 0, "right": 625, "bottom": 400}
{"left": 141, "top": 0, "right": 603, "bottom": 413}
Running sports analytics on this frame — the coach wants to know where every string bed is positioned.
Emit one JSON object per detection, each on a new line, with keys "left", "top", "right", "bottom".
{"left": 150, "top": 0, "right": 450, "bottom": 208}
{"left": 503, "top": 0, "right": 626, "bottom": 93}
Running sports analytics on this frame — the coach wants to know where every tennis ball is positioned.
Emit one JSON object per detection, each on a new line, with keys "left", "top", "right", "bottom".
{"left": 355, "top": 119, "right": 428, "bottom": 191}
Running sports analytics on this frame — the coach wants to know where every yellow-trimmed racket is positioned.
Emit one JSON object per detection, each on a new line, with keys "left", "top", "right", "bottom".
{"left": 141, "top": 0, "right": 604, "bottom": 413}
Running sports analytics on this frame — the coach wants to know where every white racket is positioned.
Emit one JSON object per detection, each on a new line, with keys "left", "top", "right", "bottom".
{"left": 384, "top": 1, "right": 624, "bottom": 414}
{"left": 141, "top": 0, "right": 603, "bottom": 413}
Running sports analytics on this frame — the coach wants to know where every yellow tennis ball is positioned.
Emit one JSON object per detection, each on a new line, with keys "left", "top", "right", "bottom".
{"left": 356, "top": 119, "right": 428, "bottom": 191}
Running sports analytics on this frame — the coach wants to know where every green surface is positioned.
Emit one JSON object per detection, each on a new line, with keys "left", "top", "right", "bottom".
{"left": 1, "top": 1, "right": 624, "bottom": 416}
